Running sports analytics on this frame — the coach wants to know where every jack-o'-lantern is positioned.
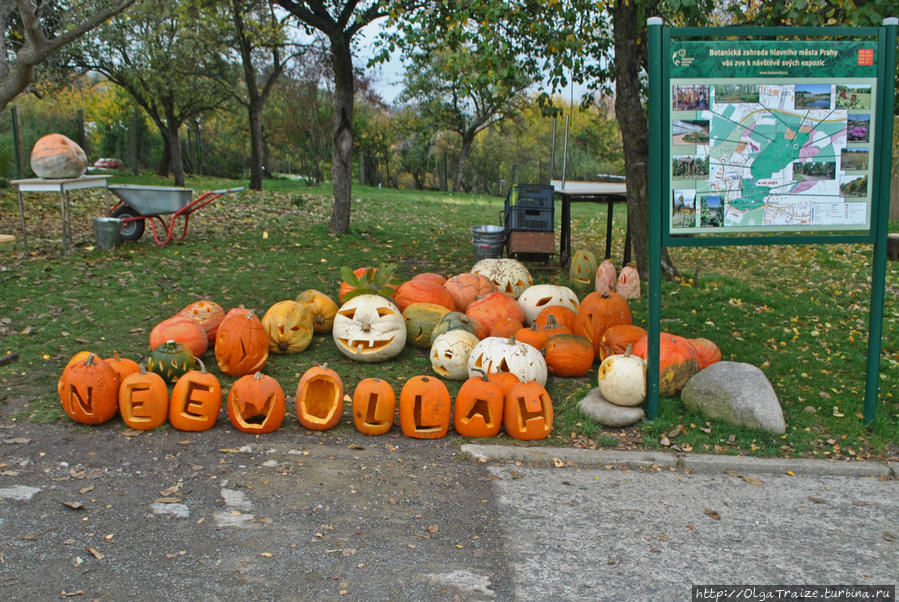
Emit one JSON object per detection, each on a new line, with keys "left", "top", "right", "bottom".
{"left": 616, "top": 265, "right": 641, "bottom": 299}
{"left": 467, "top": 336, "right": 548, "bottom": 386}
{"left": 168, "top": 358, "right": 222, "bottom": 431}
{"left": 296, "top": 364, "right": 344, "bottom": 430}
{"left": 58, "top": 353, "right": 119, "bottom": 425}
{"left": 177, "top": 299, "right": 226, "bottom": 343}
{"left": 470, "top": 258, "right": 532, "bottom": 298}
{"left": 399, "top": 375, "right": 451, "bottom": 439}
{"left": 568, "top": 249, "right": 598, "bottom": 294}
{"left": 595, "top": 259, "right": 617, "bottom": 294}
{"left": 227, "top": 372, "right": 286, "bottom": 434}
{"left": 352, "top": 378, "right": 396, "bottom": 435}
{"left": 215, "top": 310, "right": 269, "bottom": 377}
{"left": 261, "top": 300, "right": 314, "bottom": 354}
{"left": 332, "top": 295, "right": 406, "bottom": 363}
{"left": 574, "top": 291, "right": 632, "bottom": 358}
{"left": 429, "top": 329, "right": 480, "bottom": 380}
{"left": 453, "top": 372, "right": 504, "bottom": 438}
{"left": 503, "top": 380, "right": 553, "bottom": 440}
{"left": 118, "top": 366, "right": 169, "bottom": 430}
{"left": 517, "top": 284, "right": 580, "bottom": 325}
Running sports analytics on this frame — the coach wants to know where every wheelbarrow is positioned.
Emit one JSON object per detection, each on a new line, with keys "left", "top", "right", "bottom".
{"left": 107, "top": 185, "right": 243, "bottom": 245}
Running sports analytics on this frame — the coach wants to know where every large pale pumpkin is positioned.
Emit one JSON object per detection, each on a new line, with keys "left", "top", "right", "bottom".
{"left": 332, "top": 295, "right": 406, "bottom": 362}
{"left": 261, "top": 300, "right": 314, "bottom": 354}
{"left": 517, "top": 284, "right": 580, "bottom": 325}
{"left": 470, "top": 258, "right": 532, "bottom": 298}
{"left": 597, "top": 347, "right": 646, "bottom": 407}
{"left": 30, "top": 134, "right": 88, "bottom": 179}
{"left": 430, "top": 329, "right": 480, "bottom": 380}
{"left": 467, "top": 336, "right": 548, "bottom": 386}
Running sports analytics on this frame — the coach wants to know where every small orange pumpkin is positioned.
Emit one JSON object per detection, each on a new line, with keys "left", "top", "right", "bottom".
{"left": 599, "top": 324, "right": 648, "bottom": 361}
{"left": 227, "top": 372, "right": 286, "bottom": 434}
{"left": 544, "top": 333, "right": 594, "bottom": 377}
{"left": 534, "top": 305, "right": 578, "bottom": 332}
{"left": 352, "top": 378, "right": 396, "bottom": 435}
{"left": 149, "top": 316, "right": 209, "bottom": 357}
{"left": 453, "top": 373, "right": 504, "bottom": 438}
{"left": 105, "top": 352, "right": 140, "bottom": 384}
{"left": 58, "top": 353, "right": 119, "bottom": 425}
{"left": 177, "top": 299, "right": 226, "bottom": 343}
{"left": 296, "top": 364, "right": 344, "bottom": 431}
{"left": 503, "top": 380, "right": 553, "bottom": 440}
{"left": 168, "top": 358, "right": 222, "bottom": 432}
{"left": 399, "top": 375, "right": 451, "bottom": 439}
{"left": 118, "top": 366, "right": 169, "bottom": 430}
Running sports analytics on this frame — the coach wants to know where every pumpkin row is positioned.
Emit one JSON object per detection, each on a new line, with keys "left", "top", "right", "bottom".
{"left": 57, "top": 353, "right": 552, "bottom": 440}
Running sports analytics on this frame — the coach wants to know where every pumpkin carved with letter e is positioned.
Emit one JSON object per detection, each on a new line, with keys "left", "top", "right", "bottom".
{"left": 118, "top": 366, "right": 169, "bottom": 430}
{"left": 169, "top": 358, "right": 222, "bottom": 431}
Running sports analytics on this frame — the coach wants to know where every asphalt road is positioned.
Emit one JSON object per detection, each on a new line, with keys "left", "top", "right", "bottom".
{"left": 0, "top": 422, "right": 896, "bottom": 601}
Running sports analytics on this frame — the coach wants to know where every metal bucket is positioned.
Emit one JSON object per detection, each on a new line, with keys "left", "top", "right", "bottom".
{"left": 92, "top": 217, "right": 122, "bottom": 250}
{"left": 471, "top": 224, "right": 505, "bottom": 260}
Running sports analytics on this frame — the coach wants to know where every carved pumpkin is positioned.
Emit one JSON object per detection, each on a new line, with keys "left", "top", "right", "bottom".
{"left": 599, "top": 324, "right": 648, "bottom": 361}
{"left": 616, "top": 265, "right": 641, "bottom": 299}
{"left": 227, "top": 372, "right": 286, "bottom": 434}
{"left": 470, "top": 258, "right": 533, "bottom": 298}
{"left": 148, "top": 340, "right": 197, "bottom": 383}
{"left": 444, "top": 273, "right": 496, "bottom": 311}
{"left": 518, "top": 284, "right": 580, "bottom": 325}
{"left": 430, "top": 330, "right": 480, "bottom": 380}
{"left": 105, "top": 352, "right": 140, "bottom": 384}
{"left": 352, "top": 378, "right": 396, "bottom": 435}
{"left": 394, "top": 279, "right": 456, "bottom": 312}
{"left": 58, "top": 353, "right": 119, "bottom": 425}
{"left": 332, "top": 295, "right": 406, "bottom": 363}
{"left": 169, "top": 358, "right": 222, "bottom": 431}
{"left": 503, "top": 380, "right": 553, "bottom": 440}
{"left": 597, "top": 346, "right": 646, "bottom": 407}
{"left": 177, "top": 300, "right": 225, "bottom": 343}
{"left": 595, "top": 259, "right": 617, "bottom": 294}
{"left": 149, "top": 316, "right": 208, "bottom": 357}
{"left": 534, "top": 305, "right": 578, "bottom": 333}
{"left": 569, "top": 249, "right": 598, "bottom": 294}
{"left": 453, "top": 373, "right": 504, "bottom": 438}
{"left": 429, "top": 312, "right": 488, "bottom": 344}
{"left": 466, "top": 291, "right": 525, "bottom": 334}
{"left": 261, "top": 300, "right": 314, "bottom": 354}
{"left": 296, "top": 364, "right": 344, "bottom": 430}
{"left": 544, "top": 333, "right": 594, "bottom": 377}
{"left": 296, "top": 289, "right": 339, "bottom": 333}
{"left": 632, "top": 333, "right": 699, "bottom": 398}
{"left": 574, "top": 291, "right": 633, "bottom": 359}
{"left": 214, "top": 310, "right": 269, "bottom": 377}
{"left": 487, "top": 371, "right": 520, "bottom": 396}
{"left": 399, "top": 375, "right": 451, "bottom": 439}
{"left": 30, "top": 133, "right": 87, "bottom": 179}
{"left": 467, "top": 336, "right": 548, "bottom": 386}
{"left": 118, "top": 366, "right": 169, "bottom": 430}
{"left": 403, "top": 302, "right": 451, "bottom": 348}
{"left": 689, "top": 337, "right": 722, "bottom": 370}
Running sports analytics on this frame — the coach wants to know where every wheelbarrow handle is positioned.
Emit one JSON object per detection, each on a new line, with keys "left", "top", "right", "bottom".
{"left": 210, "top": 187, "right": 245, "bottom": 194}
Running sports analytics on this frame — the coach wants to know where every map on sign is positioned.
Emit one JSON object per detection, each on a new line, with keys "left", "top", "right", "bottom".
{"left": 669, "top": 78, "right": 876, "bottom": 234}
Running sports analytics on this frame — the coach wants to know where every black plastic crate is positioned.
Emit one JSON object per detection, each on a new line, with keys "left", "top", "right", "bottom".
{"left": 510, "top": 184, "right": 554, "bottom": 208}
{"left": 507, "top": 205, "right": 553, "bottom": 232}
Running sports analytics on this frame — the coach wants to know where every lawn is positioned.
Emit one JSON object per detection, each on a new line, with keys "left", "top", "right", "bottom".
{"left": 1, "top": 173, "right": 897, "bottom": 460}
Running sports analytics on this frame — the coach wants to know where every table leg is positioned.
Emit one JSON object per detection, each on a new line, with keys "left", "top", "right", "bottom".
{"left": 560, "top": 195, "right": 571, "bottom": 268}
{"left": 605, "top": 199, "right": 614, "bottom": 259}
{"left": 16, "top": 188, "right": 28, "bottom": 255}
{"left": 623, "top": 219, "right": 632, "bottom": 266}
{"left": 61, "top": 189, "right": 69, "bottom": 255}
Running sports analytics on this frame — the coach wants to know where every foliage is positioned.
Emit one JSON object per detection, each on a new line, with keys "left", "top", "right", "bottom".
{"left": 339, "top": 264, "right": 401, "bottom": 301}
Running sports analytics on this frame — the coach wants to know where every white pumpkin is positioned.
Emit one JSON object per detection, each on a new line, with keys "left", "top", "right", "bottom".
{"left": 597, "top": 348, "right": 646, "bottom": 407}
{"left": 467, "top": 336, "right": 547, "bottom": 386}
{"left": 332, "top": 294, "right": 406, "bottom": 363}
{"left": 430, "top": 330, "right": 480, "bottom": 380}
{"left": 616, "top": 265, "right": 641, "bottom": 299}
{"left": 595, "top": 259, "right": 617, "bottom": 294}
{"left": 518, "top": 284, "right": 580, "bottom": 324}
{"left": 470, "top": 258, "right": 533, "bottom": 299}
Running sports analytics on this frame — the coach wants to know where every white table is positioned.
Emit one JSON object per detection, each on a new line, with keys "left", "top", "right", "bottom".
{"left": 11, "top": 175, "right": 111, "bottom": 255}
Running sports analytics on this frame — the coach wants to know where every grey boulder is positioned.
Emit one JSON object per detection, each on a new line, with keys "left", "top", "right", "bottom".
{"left": 578, "top": 388, "right": 644, "bottom": 427}
{"left": 681, "top": 361, "right": 786, "bottom": 434}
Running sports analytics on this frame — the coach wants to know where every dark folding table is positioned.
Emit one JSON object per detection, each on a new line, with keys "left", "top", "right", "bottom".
{"left": 551, "top": 180, "right": 630, "bottom": 268}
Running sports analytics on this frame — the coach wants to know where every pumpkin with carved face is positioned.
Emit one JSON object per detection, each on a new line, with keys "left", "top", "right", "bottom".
{"left": 332, "top": 294, "right": 407, "bottom": 362}
{"left": 471, "top": 258, "right": 533, "bottom": 299}
{"left": 467, "top": 336, "right": 548, "bottom": 386}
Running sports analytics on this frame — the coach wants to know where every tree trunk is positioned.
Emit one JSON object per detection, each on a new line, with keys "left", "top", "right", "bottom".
{"left": 163, "top": 117, "right": 186, "bottom": 187}
{"left": 613, "top": 0, "right": 678, "bottom": 280}
{"left": 452, "top": 130, "right": 475, "bottom": 192}
{"left": 247, "top": 98, "right": 265, "bottom": 190}
{"left": 329, "top": 33, "right": 354, "bottom": 234}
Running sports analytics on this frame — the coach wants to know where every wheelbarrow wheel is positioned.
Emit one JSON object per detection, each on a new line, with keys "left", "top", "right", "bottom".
{"left": 110, "top": 206, "right": 145, "bottom": 241}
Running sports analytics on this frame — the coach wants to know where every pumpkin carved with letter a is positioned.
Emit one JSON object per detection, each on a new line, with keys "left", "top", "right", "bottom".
{"left": 453, "top": 373, "right": 504, "bottom": 438}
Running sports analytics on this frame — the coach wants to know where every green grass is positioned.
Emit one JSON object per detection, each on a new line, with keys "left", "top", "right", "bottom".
{"left": 1, "top": 173, "right": 896, "bottom": 460}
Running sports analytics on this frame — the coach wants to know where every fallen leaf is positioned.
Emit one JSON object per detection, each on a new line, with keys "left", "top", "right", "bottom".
{"left": 61, "top": 591, "right": 84, "bottom": 597}
{"left": 427, "top": 525, "right": 439, "bottom": 534}
{"left": 552, "top": 457, "right": 564, "bottom": 468}
{"left": 883, "top": 531, "right": 896, "bottom": 542}
{"left": 741, "top": 476, "right": 763, "bottom": 486}
{"left": 704, "top": 508, "right": 720, "bottom": 520}
{"left": 219, "top": 448, "right": 241, "bottom": 454}
{"left": 348, "top": 444, "right": 365, "bottom": 450}
{"left": 79, "top": 485, "right": 94, "bottom": 495}
{"left": 660, "top": 436, "right": 671, "bottom": 447}
{"left": 62, "top": 501, "right": 84, "bottom": 510}
{"left": 3, "top": 437, "right": 32, "bottom": 444}
{"left": 153, "top": 497, "right": 182, "bottom": 504}
{"left": 86, "top": 547, "right": 104, "bottom": 560}
{"left": 260, "top": 552, "right": 272, "bottom": 558}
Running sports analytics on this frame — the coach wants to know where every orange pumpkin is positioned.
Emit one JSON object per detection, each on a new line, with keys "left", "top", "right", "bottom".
{"left": 177, "top": 300, "right": 225, "bottom": 343}
{"left": 632, "top": 333, "right": 699, "bottom": 397}
{"left": 489, "top": 316, "right": 524, "bottom": 339}
{"left": 534, "top": 305, "right": 579, "bottom": 332}
{"left": 444, "top": 273, "right": 496, "bottom": 311}
{"left": 689, "top": 337, "right": 721, "bottom": 370}
{"left": 149, "top": 316, "right": 208, "bottom": 357}
{"left": 574, "top": 291, "right": 632, "bottom": 358}
{"left": 352, "top": 378, "right": 396, "bottom": 435}
{"left": 466, "top": 291, "right": 525, "bottom": 334}
{"left": 58, "top": 353, "right": 119, "bottom": 425}
{"left": 227, "top": 372, "right": 286, "bottom": 434}
{"left": 169, "top": 358, "right": 222, "bottom": 431}
{"left": 394, "top": 278, "right": 456, "bottom": 312}
{"left": 453, "top": 373, "right": 504, "bottom": 438}
{"left": 105, "top": 352, "right": 140, "bottom": 384}
{"left": 118, "top": 366, "right": 169, "bottom": 430}
{"left": 30, "top": 133, "right": 87, "bottom": 178}
{"left": 411, "top": 272, "right": 447, "bottom": 285}
{"left": 503, "top": 380, "right": 553, "bottom": 440}
{"left": 544, "top": 334, "right": 594, "bottom": 377}
{"left": 487, "top": 371, "right": 520, "bottom": 396}
{"left": 214, "top": 310, "right": 269, "bottom": 377}
{"left": 599, "top": 324, "right": 648, "bottom": 361}
{"left": 296, "top": 364, "right": 344, "bottom": 431}
{"left": 399, "top": 375, "right": 451, "bottom": 439}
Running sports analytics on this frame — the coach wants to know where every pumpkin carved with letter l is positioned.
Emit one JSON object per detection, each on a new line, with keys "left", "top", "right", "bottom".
{"left": 352, "top": 378, "right": 396, "bottom": 435}
{"left": 399, "top": 375, "right": 451, "bottom": 439}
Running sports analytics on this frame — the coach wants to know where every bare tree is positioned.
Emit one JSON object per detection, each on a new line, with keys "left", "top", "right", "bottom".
{"left": 0, "top": 0, "right": 136, "bottom": 110}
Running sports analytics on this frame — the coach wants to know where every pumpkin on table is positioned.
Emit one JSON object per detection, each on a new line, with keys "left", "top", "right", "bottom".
{"left": 58, "top": 353, "right": 119, "bottom": 425}
{"left": 227, "top": 372, "right": 286, "bottom": 434}
{"left": 169, "top": 358, "right": 222, "bottom": 432}
{"left": 352, "top": 378, "right": 396, "bottom": 436}
{"left": 30, "top": 133, "right": 88, "bottom": 179}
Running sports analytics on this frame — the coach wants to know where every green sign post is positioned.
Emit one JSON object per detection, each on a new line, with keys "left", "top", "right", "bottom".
{"left": 647, "top": 18, "right": 897, "bottom": 423}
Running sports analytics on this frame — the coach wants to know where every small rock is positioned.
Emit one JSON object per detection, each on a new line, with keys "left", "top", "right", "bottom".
{"left": 578, "top": 388, "right": 644, "bottom": 427}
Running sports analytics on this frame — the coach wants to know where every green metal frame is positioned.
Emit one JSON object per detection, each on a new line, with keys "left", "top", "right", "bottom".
{"left": 647, "top": 19, "right": 897, "bottom": 424}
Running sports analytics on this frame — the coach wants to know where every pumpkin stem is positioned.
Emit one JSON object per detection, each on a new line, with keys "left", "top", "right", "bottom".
{"left": 471, "top": 367, "right": 488, "bottom": 381}
{"left": 84, "top": 353, "right": 97, "bottom": 366}
{"left": 543, "top": 314, "right": 560, "bottom": 330}
{"left": 253, "top": 371, "right": 264, "bottom": 380}
{"left": 194, "top": 356, "right": 207, "bottom": 373}
{"left": 624, "top": 344, "right": 633, "bottom": 358}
